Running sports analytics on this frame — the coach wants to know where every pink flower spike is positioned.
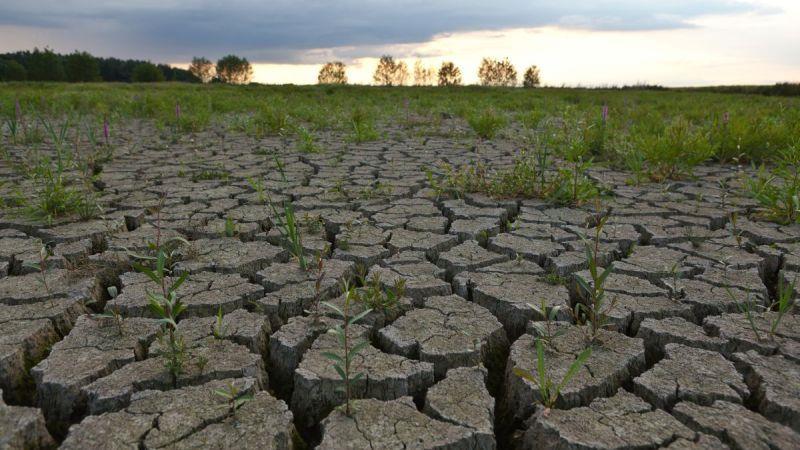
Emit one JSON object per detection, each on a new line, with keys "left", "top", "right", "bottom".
{"left": 601, "top": 104, "right": 609, "bottom": 122}
{"left": 176, "top": 102, "right": 181, "bottom": 120}
{"left": 103, "top": 118, "right": 110, "bottom": 144}
{"left": 14, "top": 99, "right": 21, "bottom": 121}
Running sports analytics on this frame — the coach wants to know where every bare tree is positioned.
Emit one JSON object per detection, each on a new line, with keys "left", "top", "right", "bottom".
{"left": 437, "top": 61, "right": 462, "bottom": 87}
{"left": 373, "top": 55, "right": 409, "bottom": 86}
{"left": 523, "top": 65, "right": 541, "bottom": 88}
{"left": 478, "top": 57, "right": 517, "bottom": 87}
{"left": 413, "top": 60, "right": 435, "bottom": 86}
{"left": 318, "top": 61, "right": 347, "bottom": 84}
{"left": 216, "top": 55, "right": 253, "bottom": 84}
{"left": 189, "top": 57, "right": 215, "bottom": 83}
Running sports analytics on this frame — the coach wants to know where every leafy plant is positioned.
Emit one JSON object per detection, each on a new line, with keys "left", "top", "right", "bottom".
{"left": 23, "top": 245, "right": 52, "bottom": 303}
{"left": 214, "top": 381, "right": 254, "bottom": 418}
{"left": 349, "top": 108, "right": 379, "bottom": 143}
{"left": 573, "top": 216, "right": 618, "bottom": 342}
{"left": 468, "top": 109, "right": 506, "bottom": 139}
{"left": 134, "top": 249, "right": 189, "bottom": 385}
{"left": 513, "top": 338, "right": 592, "bottom": 410}
{"left": 295, "top": 126, "right": 320, "bottom": 153}
{"left": 223, "top": 216, "right": 237, "bottom": 237}
{"left": 354, "top": 273, "right": 405, "bottom": 311}
{"left": 770, "top": 275, "right": 797, "bottom": 337}
{"left": 212, "top": 306, "right": 227, "bottom": 339}
{"left": 268, "top": 198, "right": 307, "bottom": 270}
{"left": 746, "top": 145, "right": 800, "bottom": 224}
{"left": 527, "top": 299, "right": 567, "bottom": 344}
{"left": 321, "top": 281, "right": 373, "bottom": 417}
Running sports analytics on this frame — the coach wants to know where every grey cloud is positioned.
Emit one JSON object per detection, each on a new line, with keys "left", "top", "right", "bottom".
{"left": 0, "top": 0, "right": 766, "bottom": 62}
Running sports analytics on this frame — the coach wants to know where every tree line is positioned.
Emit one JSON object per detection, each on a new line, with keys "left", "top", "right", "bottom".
{"left": 1, "top": 48, "right": 538, "bottom": 87}
{"left": 324, "top": 56, "right": 541, "bottom": 87}
{"left": 0, "top": 48, "right": 255, "bottom": 84}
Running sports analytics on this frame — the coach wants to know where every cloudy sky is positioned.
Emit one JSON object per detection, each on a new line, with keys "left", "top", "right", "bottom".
{"left": 1, "top": 0, "right": 797, "bottom": 86}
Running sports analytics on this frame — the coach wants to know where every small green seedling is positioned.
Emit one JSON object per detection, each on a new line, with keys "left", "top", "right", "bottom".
{"left": 212, "top": 306, "right": 227, "bottom": 339}
{"left": 321, "top": 281, "right": 373, "bottom": 416}
{"left": 223, "top": 216, "right": 237, "bottom": 237}
{"left": 214, "top": 381, "right": 254, "bottom": 418}
{"left": 770, "top": 275, "right": 797, "bottom": 337}
{"left": 528, "top": 299, "right": 567, "bottom": 344}
{"left": 513, "top": 338, "right": 592, "bottom": 411}
{"left": 573, "top": 216, "right": 618, "bottom": 342}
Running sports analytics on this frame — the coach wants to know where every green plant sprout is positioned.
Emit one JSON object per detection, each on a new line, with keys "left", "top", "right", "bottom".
{"left": 134, "top": 249, "right": 189, "bottom": 386}
{"left": 214, "top": 381, "right": 254, "bottom": 418}
{"left": 212, "top": 306, "right": 227, "bottom": 339}
{"left": 513, "top": 338, "right": 592, "bottom": 410}
{"left": 268, "top": 197, "right": 308, "bottom": 270}
{"left": 527, "top": 299, "right": 567, "bottom": 344}
{"left": 321, "top": 281, "right": 373, "bottom": 417}
{"left": 573, "top": 216, "right": 618, "bottom": 343}
{"left": 223, "top": 216, "right": 237, "bottom": 237}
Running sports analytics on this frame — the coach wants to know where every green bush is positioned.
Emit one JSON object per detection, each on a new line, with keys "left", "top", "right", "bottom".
{"left": 468, "top": 109, "right": 506, "bottom": 139}
{"left": 132, "top": 63, "right": 165, "bottom": 82}
{"left": 0, "top": 59, "right": 26, "bottom": 81}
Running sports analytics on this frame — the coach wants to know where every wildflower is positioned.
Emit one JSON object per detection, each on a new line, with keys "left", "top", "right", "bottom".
{"left": 175, "top": 102, "right": 182, "bottom": 120}
{"left": 601, "top": 104, "right": 609, "bottom": 123}
{"left": 722, "top": 111, "right": 729, "bottom": 125}
{"left": 14, "top": 98, "right": 22, "bottom": 122}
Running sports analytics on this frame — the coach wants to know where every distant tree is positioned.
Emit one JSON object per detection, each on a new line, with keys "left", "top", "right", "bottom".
{"left": 523, "top": 65, "right": 541, "bottom": 88}
{"left": 373, "top": 55, "right": 409, "bottom": 86}
{"left": 413, "top": 60, "right": 435, "bottom": 86}
{"left": 189, "top": 57, "right": 215, "bottom": 83}
{"left": 478, "top": 57, "right": 517, "bottom": 87}
{"left": 437, "top": 62, "right": 462, "bottom": 87}
{"left": 0, "top": 59, "right": 27, "bottom": 81}
{"left": 216, "top": 55, "right": 253, "bottom": 84}
{"left": 64, "top": 51, "right": 101, "bottom": 82}
{"left": 132, "top": 62, "right": 165, "bottom": 82}
{"left": 26, "top": 47, "right": 65, "bottom": 81}
{"left": 318, "top": 61, "right": 347, "bottom": 84}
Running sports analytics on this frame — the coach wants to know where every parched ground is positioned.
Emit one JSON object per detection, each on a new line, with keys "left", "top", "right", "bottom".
{"left": 1, "top": 121, "right": 799, "bottom": 449}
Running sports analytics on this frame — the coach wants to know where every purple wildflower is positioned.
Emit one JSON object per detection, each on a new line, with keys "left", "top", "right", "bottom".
{"left": 601, "top": 104, "right": 609, "bottom": 123}
{"left": 722, "top": 111, "right": 729, "bottom": 125}
{"left": 103, "top": 118, "right": 110, "bottom": 145}
{"left": 175, "top": 102, "right": 181, "bottom": 120}
{"left": 14, "top": 99, "right": 21, "bottom": 122}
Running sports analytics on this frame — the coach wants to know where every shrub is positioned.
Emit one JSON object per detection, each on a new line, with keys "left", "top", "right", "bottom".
{"left": 132, "top": 62, "right": 166, "bottom": 82}
{"left": 189, "top": 57, "right": 215, "bottom": 83}
{"left": 438, "top": 62, "right": 462, "bottom": 87}
{"left": 0, "top": 59, "right": 27, "bottom": 81}
{"left": 318, "top": 61, "right": 347, "bottom": 84}
{"left": 216, "top": 55, "right": 253, "bottom": 84}
{"left": 523, "top": 66, "right": 541, "bottom": 88}
{"left": 468, "top": 109, "right": 506, "bottom": 139}
{"left": 478, "top": 57, "right": 517, "bottom": 87}
{"left": 373, "top": 55, "right": 408, "bottom": 86}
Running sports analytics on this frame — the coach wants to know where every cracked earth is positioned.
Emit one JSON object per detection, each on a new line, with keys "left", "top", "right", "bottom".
{"left": 1, "top": 121, "right": 799, "bottom": 449}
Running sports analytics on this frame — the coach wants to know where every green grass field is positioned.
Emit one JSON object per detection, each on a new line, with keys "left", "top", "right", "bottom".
{"left": 1, "top": 82, "right": 798, "bottom": 223}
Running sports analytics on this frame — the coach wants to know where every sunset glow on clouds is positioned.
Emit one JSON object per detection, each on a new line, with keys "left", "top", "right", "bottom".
{"left": 2, "top": 0, "right": 798, "bottom": 86}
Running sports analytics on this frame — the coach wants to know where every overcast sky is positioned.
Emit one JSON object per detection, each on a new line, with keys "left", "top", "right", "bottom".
{"left": 1, "top": 0, "right": 798, "bottom": 86}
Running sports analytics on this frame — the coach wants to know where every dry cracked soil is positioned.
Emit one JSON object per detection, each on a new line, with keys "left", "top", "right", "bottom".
{"left": 1, "top": 122, "right": 799, "bottom": 449}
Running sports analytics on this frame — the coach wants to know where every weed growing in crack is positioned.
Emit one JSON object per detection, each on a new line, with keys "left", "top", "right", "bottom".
{"left": 665, "top": 261, "right": 684, "bottom": 300}
{"left": 212, "top": 306, "right": 227, "bottom": 339}
{"left": 349, "top": 108, "right": 379, "bottom": 143}
{"left": 214, "top": 381, "right": 253, "bottom": 419}
{"left": 527, "top": 299, "right": 567, "bottom": 345}
{"left": 468, "top": 109, "right": 506, "bottom": 140}
{"left": 730, "top": 288, "right": 763, "bottom": 341}
{"left": 268, "top": 198, "right": 308, "bottom": 270}
{"left": 305, "top": 254, "right": 326, "bottom": 322}
{"left": 322, "top": 281, "right": 372, "bottom": 417}
{"left": 573, "top": 216, "right": 618, "bottom": 343}
{"left": 354, "top": 273, "right": 405, "bottom": 311}
{"left": 223, "top": 216, "right": 237, "bottom": 238}
{"left": 246, "top": 177, "right": 267, "bottom": 204}
{"left": 770, "top": 275, "right": 797, "bottom": 337}
{"left": 295, "top": 126, "right": 321, "bottom": 153}
{"left": 513, "top": 338, "right": 592, "bottom": 412}
{"left": 134, "top": 249, "right": 189, "bottom": 386}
